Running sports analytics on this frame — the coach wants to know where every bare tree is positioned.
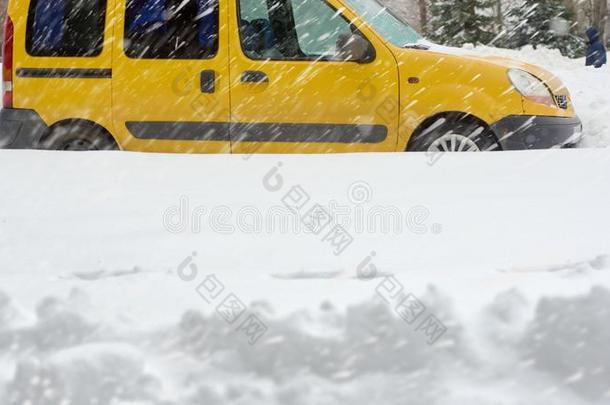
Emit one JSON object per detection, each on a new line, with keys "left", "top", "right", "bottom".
{"left": 419, "top": 0, "right": 428, "bottom": 33}
{"left": 495, "top": 0, "right": 503, "bottom": 29}
{"left": 591, "top": 0, "right": 608, "bottom": 42}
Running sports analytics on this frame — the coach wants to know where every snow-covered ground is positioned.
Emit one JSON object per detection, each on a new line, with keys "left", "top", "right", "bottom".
{"left": 1, "top": 147, "right": 609, "bottom": 404}
{"left": 1, "top": 47, "right": 610, "bottom": 405}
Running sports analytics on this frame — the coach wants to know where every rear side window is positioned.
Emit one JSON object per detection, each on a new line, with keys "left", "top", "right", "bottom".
{"left": 26, "top": 0, "right": 107, "bottom": 57}
{"left": 124, "top": 0, "right": 219, "bottom": 60}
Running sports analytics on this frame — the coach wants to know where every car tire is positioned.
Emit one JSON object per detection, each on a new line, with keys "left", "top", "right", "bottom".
{"left": 408, "top": 115, "right": 499, "bottom": 152}
{"left": 42, "top": 124, "right": 119, "bottom": 151}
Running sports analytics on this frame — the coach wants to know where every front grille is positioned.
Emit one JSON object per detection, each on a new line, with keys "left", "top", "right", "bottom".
{"left": 555, "top": 95, "right": 568, "bottom": 109}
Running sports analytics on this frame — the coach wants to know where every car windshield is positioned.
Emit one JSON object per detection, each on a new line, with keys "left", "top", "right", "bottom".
{"left": 343, "top": 0, "right": 422, "bottom": 47}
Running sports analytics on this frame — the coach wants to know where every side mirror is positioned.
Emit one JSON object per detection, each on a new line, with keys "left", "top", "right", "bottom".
{"left": 336, "top": 33, "right": 374, "bottom": 63}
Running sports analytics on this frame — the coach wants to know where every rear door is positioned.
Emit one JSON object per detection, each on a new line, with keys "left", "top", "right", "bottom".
{"left": 13, "top": 0, "right": 113, "bottom": 131}
{"left": 112, "top": 0, "right": 231, "bottom": 153}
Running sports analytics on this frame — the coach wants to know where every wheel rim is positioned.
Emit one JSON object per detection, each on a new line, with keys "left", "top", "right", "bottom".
{"left": 428, "top": 134, "right": 481, "bottom": 153}
{"left": 62, "top": 138, "right": 97, "bottom": 151}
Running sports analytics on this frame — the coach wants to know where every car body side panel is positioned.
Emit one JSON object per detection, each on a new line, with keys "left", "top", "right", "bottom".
{"left": 391, "top": 48, "right": 525, "bottom": 151}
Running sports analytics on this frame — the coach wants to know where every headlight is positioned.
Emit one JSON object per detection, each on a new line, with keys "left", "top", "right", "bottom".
{"left": 507, "top": 69, "right": 555, "bottom": 107}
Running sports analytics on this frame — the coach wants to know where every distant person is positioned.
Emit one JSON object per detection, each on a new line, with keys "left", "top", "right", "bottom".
{"left": 585, "top": 27, "right": 607, "bottom": 68}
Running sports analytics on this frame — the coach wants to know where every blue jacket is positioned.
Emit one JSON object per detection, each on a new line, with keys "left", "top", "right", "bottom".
{"left": 586, "top": 28, "right": 607, "bottom": 68}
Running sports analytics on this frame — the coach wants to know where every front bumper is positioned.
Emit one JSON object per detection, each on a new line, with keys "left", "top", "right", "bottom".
{"left": 0, "top": 108, "right": 50, "bottom": 149}
{"left": 490, "top": 115, "right": 582, "bottom": 150}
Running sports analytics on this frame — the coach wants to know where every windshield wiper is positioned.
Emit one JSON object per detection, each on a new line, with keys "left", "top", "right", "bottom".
{"left": 403, "top": 43, "right": 430, "bottom": 50}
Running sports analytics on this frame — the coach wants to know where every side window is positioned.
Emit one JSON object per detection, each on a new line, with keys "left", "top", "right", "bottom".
{"left": 124, "top": 0, "right": 219, "bottom": 59}
{"left": 26, "top": 0, "right": 107, "bottom": 57}
{"left": 238, "top": 0, "right": 371, "bottom": 61}
{"left": 238, "top": 0, "right": 278, "bottom": 59}
{"left": 291, "top": 0, "right": 351, "bottom": 57}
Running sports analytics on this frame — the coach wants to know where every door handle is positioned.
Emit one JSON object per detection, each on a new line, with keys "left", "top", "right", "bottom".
{"left": 200, "top": 70, "right": 216, "bottom": 93}
{"left": 241, "top": 70, "right": 269, "bottom": 83}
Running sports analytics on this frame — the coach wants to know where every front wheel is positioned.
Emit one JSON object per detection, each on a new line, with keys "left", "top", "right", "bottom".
{"left": 427, "top": 133, "right": 482, "bottom": 152}
{"left": 407, "top": 116, "right": 499, "bottom": 153}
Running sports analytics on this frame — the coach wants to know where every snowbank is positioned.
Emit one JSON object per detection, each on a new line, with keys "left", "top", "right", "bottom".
{"left": 0, "top": 148, "right": 609, "bottom": 403}
{"left": 1, "top": 285, "right": 609, "bottom": 404}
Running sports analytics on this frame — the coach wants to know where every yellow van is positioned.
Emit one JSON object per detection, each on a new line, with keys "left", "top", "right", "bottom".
{"left": 0, "top": 0, "right": 582, "bottom": 153}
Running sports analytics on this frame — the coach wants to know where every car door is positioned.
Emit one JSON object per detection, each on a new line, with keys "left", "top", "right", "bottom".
{"left": 112, "top": 0, "right": 231, "bottom": 153}
{"left": 228, "top": 0, "right": 399, "bottom": 154}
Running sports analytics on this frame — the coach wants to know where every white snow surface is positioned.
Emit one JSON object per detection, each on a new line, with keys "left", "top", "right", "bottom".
{"left": 0, "top": 147, "right": 609, "bottom": 404}
{"left": 1, "top": 47, "right": 610, "bottom": 404}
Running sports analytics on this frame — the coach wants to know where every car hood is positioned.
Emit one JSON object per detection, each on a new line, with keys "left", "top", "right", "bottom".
{"left": 413, "top": 42, "right": 569, "bottom": 95}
